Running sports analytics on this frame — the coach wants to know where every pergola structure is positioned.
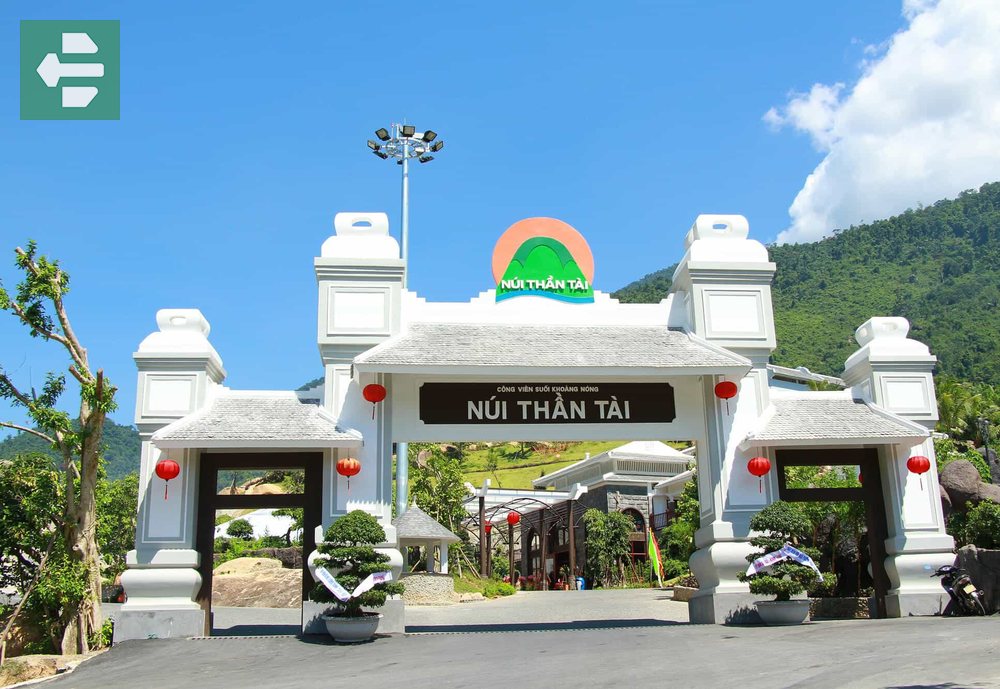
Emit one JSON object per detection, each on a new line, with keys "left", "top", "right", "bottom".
{"left": 463, "top": 481, "right": 587, "bottom": 587}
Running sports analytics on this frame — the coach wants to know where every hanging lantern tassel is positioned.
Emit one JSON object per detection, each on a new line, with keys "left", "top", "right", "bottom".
{"left": 714, "top": 381, "right": 738, "bottom": 415}
{"left": 155, "top": 459, "right": 180, "bottom": 500}
{"left": 337, "top": 457, "right": 361, "bottom": 493}
{"left": 907, "top": 455, "right": 931, "bottom": 491}
{"left": 363, "top": 383, "right": 387, "bottom": 419}
{"left": 747, "top": 456, "right": 771, "bottom": 494}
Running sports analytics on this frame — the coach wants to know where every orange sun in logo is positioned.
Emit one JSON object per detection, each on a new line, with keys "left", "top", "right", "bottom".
{"left": 491, "top": 217, "right": 595, "bottom": 284}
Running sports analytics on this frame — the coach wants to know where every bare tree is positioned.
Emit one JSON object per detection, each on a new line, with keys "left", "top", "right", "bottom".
{"left": 0, "top": 242, "right": 116, "bottom": 653}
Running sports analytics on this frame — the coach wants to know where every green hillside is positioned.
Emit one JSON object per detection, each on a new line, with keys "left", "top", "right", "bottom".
{"left": 614, "top": 182, "right": 1000, "bottom": 383}
{"left": 0, "top": 418, "right": 141, "bottom": 480}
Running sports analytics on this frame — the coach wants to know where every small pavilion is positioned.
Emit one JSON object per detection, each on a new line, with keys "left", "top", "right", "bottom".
{"left": 392, "top": 505, "right": 460, "bottom": 574}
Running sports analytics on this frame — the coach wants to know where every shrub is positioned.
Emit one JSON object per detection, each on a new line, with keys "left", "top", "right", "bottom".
{"left": 483, "top": 580, "right": 516, "bottom": 598}
{"left": 738, "top": 501, "right": 832, "bottom": 602}
{"left": 226, "top": 519, "right": 254, "bottom": 540}
{"left": 961, "top": 500, "right": 1000, "bottom": 549}
{"left": 661, "top": 558, "right": 688, "bottom": 580}
{"left": 310, "top": 510, "right": 404, "bottom": 617}
{"left": 256, "top": 535, "right": 287, "bottom": 549}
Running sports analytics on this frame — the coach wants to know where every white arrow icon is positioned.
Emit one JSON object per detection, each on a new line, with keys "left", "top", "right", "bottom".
{"left": 36, "top": 53, "right": 104, "bottom": 88}
{"left": 35, "top": 32, "right": 104, "bottom": 109}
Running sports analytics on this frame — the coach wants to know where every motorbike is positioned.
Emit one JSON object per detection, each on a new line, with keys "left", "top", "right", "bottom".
{"left": 932, "top": 565, "right": 987, "bottom": 616}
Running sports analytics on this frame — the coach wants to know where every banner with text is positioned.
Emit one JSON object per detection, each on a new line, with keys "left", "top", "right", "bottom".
{"left": 418, "top": 382, "right": 676, "bottom": 425}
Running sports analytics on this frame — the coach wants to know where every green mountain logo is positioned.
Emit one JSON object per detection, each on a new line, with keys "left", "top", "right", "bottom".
{"left": 496, "top": 237, "right": 594, "bottom": 303}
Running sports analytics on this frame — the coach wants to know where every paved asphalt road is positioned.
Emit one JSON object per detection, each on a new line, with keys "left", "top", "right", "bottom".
{"left": 55, "top": 593, "right": 998, "bottom": 689}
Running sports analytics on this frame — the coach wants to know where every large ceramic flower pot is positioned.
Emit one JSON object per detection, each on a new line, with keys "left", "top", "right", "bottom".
{"left": 755, "top": 599, "right": 811, "bottom": 625}
{"left": 322, "top": 613, "right": 382, "bottom": 642}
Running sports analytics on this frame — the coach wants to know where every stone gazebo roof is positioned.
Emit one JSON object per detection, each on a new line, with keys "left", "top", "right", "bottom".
{"left": 392, "top": 505, "right": 460, "bottom": 544}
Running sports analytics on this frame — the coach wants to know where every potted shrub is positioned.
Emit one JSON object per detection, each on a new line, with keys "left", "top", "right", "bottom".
{"left": 310, "top": 510, "right": 404, "bottom": 642}
{"left": 739, "top": 501, "right": 829, "bottom": 625}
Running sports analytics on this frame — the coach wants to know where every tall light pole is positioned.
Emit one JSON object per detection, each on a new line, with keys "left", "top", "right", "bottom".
{"left": 368, "top": 123, "right": 444, "bottom": 517}
{"left": 367, "top": 123, "right": 445, "bottom": 288}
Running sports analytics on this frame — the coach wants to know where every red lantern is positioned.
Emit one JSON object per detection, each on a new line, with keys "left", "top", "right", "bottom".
{"left": 714, "top": 380, "right": 738, "bottom": 414}
{"left": 485, "top": 523, "right": 493, "bottom": 535}
{"left": 507, "top": 511, "right": 521, "bottom": 526}
{"left": 858, "top": 472, "right": 864, "bottom": 485}
{"left": 747, "top": 456, "right": 771, "bottom": 493}
{"left": 363, "top": 384, "right": 387, "bottom": 419}
{"left": 907, "top": 455, "right": 931, "bottom": 491}
{"left": 154, "top": 458, "right": 180, "bottom": 500}
{"left": 337, "top": 457, "right": 361, "bottom": 492}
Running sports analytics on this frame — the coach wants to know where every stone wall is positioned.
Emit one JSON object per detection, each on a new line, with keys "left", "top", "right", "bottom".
{"left": 400, "top": 572, "right": 457, "bottom": 605}
{"left": 957, "top": 545, "right": 1000, "bottom": 613}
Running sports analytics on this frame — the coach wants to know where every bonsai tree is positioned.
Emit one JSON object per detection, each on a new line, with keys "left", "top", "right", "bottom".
{"left": 310, "top": 510, "right": 404, "bottom": 617}
{"left": 739, "top": 501, "right": 830, "bottom": 601}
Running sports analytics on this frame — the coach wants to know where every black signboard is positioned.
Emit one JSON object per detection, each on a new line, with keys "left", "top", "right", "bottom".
{"left": 418, "top": 382, "right": 675, "bottom": 425}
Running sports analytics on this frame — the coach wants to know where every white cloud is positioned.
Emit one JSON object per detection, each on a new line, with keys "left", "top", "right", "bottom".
{"left": 769, "top": 0, "right": 1000, "bottom": 244}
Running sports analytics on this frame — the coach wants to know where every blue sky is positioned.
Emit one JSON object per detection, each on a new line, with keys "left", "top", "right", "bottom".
{"left": 0, "top": 2, "right": 961, "bottom": 428}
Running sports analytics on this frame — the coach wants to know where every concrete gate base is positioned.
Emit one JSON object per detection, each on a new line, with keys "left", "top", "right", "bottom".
{"left": 688, "top": 591, "right": 762, "bottom": 625}
{"left": 113, "top": 608, "right": 206, "bottom": 643}
{"left": 886, "top": 592, "right": 948, "bottom": 617}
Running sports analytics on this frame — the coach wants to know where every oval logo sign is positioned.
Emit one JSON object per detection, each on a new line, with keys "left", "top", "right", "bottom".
{"left": 491, "top": 217, "right": 595, "bottom": 303}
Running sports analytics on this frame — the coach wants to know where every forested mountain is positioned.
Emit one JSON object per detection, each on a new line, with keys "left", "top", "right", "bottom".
{"left": 0, "top": 418, "right": 141, "bottom": 480}
{"left": 614, "top": 182, "right": 1000, "bottom": 383}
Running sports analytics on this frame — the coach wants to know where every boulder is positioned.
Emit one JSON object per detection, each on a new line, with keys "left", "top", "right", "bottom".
{"left": 213, "top": 557, "right": 301, "bottom": 608}
{"left": 980, "top": 483, "right": 1000, "bottom": 504}
{"left": 246, "top": 547, "right": 301, "bottom": 569}
{"left": 941, "top": 460, "right": 983, "bottom": 510}
{"left": 939, "top": 484, "right": 952, "bottom": 520}
{"left": 956, "top": 545, "right": 1000, "bottom": 613}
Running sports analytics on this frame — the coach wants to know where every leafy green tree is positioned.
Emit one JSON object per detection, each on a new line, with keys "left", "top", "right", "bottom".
{"left": 96, "top": 472, "right": 139, "bottom": 581}
{"left": 582, "top": 509, "right": 633, "bottom": 587}
{"left": 0, "top": 453, "right": 63, "bottom": 660}
{"left": 310, "top": 511, "right": 404, "bottom": 617}
{"left": 226, "top": 518, "right": 254, "bottom": 540}
{"left": 0, "top": 243, "right": 117, "bottom": 653}
{"left": 658, "top": 476, "right": 700, "bottom": 577}
{"left": 410, "top": 445, "right": 468, "bottom": 535}
{"left": 485, "top": 445, "right": 501, "bottom": 487}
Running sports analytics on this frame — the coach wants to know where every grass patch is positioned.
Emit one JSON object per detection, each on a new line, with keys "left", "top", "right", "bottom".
{"left": 451, "top": 573, "right": 487, "bottom": 595}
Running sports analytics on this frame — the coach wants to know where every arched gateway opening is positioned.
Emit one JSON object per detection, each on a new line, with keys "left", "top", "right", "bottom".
{"left": 117, "top": 213, "right": 956, "bottom": 641}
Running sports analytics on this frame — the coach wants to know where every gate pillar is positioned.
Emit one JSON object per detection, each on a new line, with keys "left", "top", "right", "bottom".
{"left": 116, "top": 309, "right": 225, "bottom": 641}
{"left": 671, "top": 215, "right": 777, "bottom": 623}
{"left": 843, "top": 317, "right": 954, "bottom": 616}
